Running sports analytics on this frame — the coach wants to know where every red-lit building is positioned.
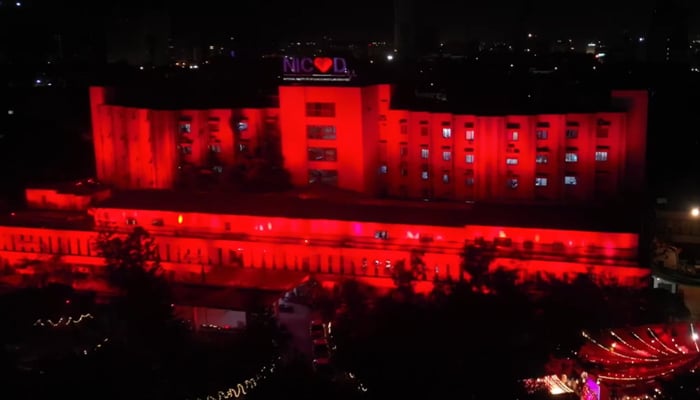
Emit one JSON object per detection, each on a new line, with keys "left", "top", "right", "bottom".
{"left": 0, "top": 83, "right": 651, "bottom": 293}
{"left": 90, "top": 84, "right": 648, "bottom": 204}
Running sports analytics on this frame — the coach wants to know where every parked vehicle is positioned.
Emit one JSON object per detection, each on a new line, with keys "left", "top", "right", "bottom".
{"left": 310, "top": 320, "right": 326, "bottom": 339}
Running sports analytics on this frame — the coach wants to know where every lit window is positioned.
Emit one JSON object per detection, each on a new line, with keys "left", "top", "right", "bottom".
{"left": 374, "top": 231, "right": 389, "bottom": 240}
{"left": 535, "top": 177, "right": 548, "bottom": 187}
{"left": 465, "top": 178, "right": 475, "bottom": 186}
{"left": 566, "top": 129, "right": 578, "bottom": 139}
{"left": 536, "top": 154, "right": 548, "bottom": 164}
{"left": 421, "top": 148, "right": 429, "bottom": 159}
{"left": 236, "top": 121, "right": 248, "bottom": 131}
{"left": 465, "top": 130, "right": 475, "bottom": 140}
{"left": 595, "top": 151, "right": 608, "bottom": 161}
{"left": 465, "top": 154, "right": 474, "bottom": 163}
{"left": 442, "top": 172, "right": 450, "bottom": 183}
{"left": 565, "top": 176, "right": 577, "bottom": 185}
{"left": 535, "top": 130, "right": 548, "bottom": 140}
{"left": 442, "top": 127, "right": 452, "bottom": 138}
{"left": 510, "top": 131, "right": 519, "bottom": 141}
{"left": 208, "top": 144, "right": 221, "bottom": 153}
{"left": 379, "top": 165, "right": 388, "bottom": 174}
{"left": 421, "top": 171, "right": 429, "bottom": 180}
{"left": 506, "top": 158, "right": 518, "bottom": 165}
{"left": 565, "top": 153, "right": 578, "bottom": 163}
{"left": 508, "top": 178, "right": 519, "bottom": 189}
{"left": 442, "top": 151, "right": 451, "bottom": 161}
{"left": 179, "top": 122, "right": 191, "bottom": 133}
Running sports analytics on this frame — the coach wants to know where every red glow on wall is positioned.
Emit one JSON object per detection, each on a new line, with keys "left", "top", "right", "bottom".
{"left": 89, "top": 85, "right": 647, "bottom": 204}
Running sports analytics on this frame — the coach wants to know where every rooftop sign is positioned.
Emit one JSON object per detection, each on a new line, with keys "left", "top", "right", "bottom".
{"left": 282, "top": 56, "right": 354, "bottom": 82}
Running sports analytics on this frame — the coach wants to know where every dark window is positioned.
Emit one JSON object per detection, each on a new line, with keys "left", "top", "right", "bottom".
{"left": 566, "top": 129, "right": 578, "bottom": 139}
{"left": 308, "top": 169, "right": 338, "bottom": 185}
{"left": 307, "top": 125, "right": 337, "bottom": 140}
{"left": 306, "top": 102, "right": 335, "bottom": 117}
{"left": 308, "top": 147, "right": 337, "bottom": 162}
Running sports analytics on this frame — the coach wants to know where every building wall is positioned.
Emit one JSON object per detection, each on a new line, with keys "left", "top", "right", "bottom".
{"left": 90, "top": 87, "right": 280, "bottom": 190}
{"left": 90, "top": 85, "right": 647, "bottom": 204}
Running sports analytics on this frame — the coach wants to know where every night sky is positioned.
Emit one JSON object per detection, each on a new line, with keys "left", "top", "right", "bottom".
{"left": 19, "top": 0, "right": 700, "bottom": 43}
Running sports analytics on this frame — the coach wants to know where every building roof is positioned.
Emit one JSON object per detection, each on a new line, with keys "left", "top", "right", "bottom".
{"left": 96, "top": 189, "right": 642, "bottom": 233}
{"left": 28, "top": 179, "right": 109, "bottom": 196}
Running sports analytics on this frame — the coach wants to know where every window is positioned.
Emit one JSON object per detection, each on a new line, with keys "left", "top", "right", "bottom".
{"left": 536, "top": 154, "right": 548, "bottom": 164}
{"left": 420, "top": 126, "right": 429, "bottom": 136}
{"left": 400, "top": 167, "right": 408, "bottom": 176}
{"left": 179, "top": 122, "right": 191, "bottom": 133}
{"left": 465, "top": 130, "right": 475, "bottom": 140}
{"left": 442, "top": 150, "right": 452, "bottom": 161}
{"left": 465, "top": 154, "right": 474, "bottom": 164}
{"left": 379, "top": 165, "right": 388, "bottom": 174}
{"left": 400, "top": 124, "right": 408, "bottom": 135}
{"left": 224, "top": 222, "right": 231, "bottom": 231}
{"left": 465, "top": 177, "right": 475, "bottom": 186}
{"left": 421, "top": 171, "right": 429, "bottom": 180}
{"left": 566, "top": 129, "right": 578, "bottom": 139}
{"left": 306, "top": 102, "right": 335, "bottom": 117}
{"left": 510, "top": 131, "right": 519, "bottom": 141}
{"left": 535, "top": 130, "right": 548, "bottom": 140}
{"left": 506, "top": 158, "right": 518, "bottom": 165}
{"left": 212, "top": 166, "right": 223, "bottom": 173}
{"left": 564, "top": 176, "right": 577, "bottom": 185}
{"left": 236, "top": 120, "right": 248, "bottom": 131}
{"left": 597, "top": 127, "right": 609, "bottom": 138}
{"left": 179, "top": 144, "right": 192, "bottom": 155}
{"left": 442, "top": 127, "right": 452, "bottom": 138}
{"left": 374, "top": 231, "right": 389, "bottom": 240}
{"left": 400, "top": 145, "right": 408, "bottom": 157}
{"left": 152, "top": 218, "right": 164, "bottom": 227}
{"left": 308, "top": 147, "right": 337, "bottom": 162}
{"left": 595, "top": 151, "right": 608, "bottom": 161}
{"left": 565, "top": 152, "right": 578, "bottom": 163}
{"left": 508, "top": 178, "right": 519, "bottom": 189}
{"left": 308, "top": 169, "right": 338, "bottom": 185}
{"left": 535, "top": 177, "right": 548, "bottom": 187}
{"left": 442, "top": 172, "right": 450, "bottom": 183}
{"left": 208, "top": 144, "right": 221, "bottom": 153}
{"left": 126, "top": 218, "right": 138, "bottom": 225}
{"left": 307, "top": 125, "right": 336, "bottom": 140}
{"left": 420, "top": 147, "right": 429, "bottom": 159}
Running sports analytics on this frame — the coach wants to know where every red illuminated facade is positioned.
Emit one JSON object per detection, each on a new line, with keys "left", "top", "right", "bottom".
{"left": 90, "top": 84, "right": 648, "bottom": 203}
{"left": 0, "top": 83, "right": 651, "bottom": 295}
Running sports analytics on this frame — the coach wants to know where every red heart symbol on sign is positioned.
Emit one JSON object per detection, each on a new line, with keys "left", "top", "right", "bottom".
{"left": 313, "top": 57, "right": 333, "bottom": 73}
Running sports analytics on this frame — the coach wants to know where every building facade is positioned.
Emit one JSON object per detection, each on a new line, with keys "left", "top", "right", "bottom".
{"left": 90, "top": 85, "right": 648, "bottom": 204}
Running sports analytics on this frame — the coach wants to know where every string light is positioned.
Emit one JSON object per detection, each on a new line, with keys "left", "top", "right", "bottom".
{"left": 187, "top": 358, "right": 279, "bottom": 400}
{"left": 33, "top": 313, "right": 94, "bottom": 327}
{"left": 82, "top": 337, "right": 110, "bottom": 356}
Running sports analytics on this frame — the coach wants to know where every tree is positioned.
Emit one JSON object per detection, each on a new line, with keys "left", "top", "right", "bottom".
{"left": 461, "top": 242, "right": 496, "bottom": 285}
{"left": 94, "top": 226, "right": 174, "bottom": 344}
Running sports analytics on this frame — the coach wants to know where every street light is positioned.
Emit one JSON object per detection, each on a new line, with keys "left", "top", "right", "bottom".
{"left": 691, "top": 207, "right": 700, "bottom": 218}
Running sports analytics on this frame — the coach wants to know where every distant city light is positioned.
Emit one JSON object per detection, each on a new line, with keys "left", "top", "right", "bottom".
{"left": 638, "top": 37, "right": 645, "bottom": 43}
{"left": 693, "top": 333, "right": 699, "bottom": 341}
{"left": 15, "top": 1, "right": 21, "bottom": 6}
{"left": 386, "top": 54, "right": 394, "bottom": 61}
{"left": 527, "top": 33, "right": 533, "bottom": 38}
{"left": 7, "top": 109, "right": 13, "bottom": 115}
{"left": 692, "top": 207, "right": 700, "bottom": 217}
